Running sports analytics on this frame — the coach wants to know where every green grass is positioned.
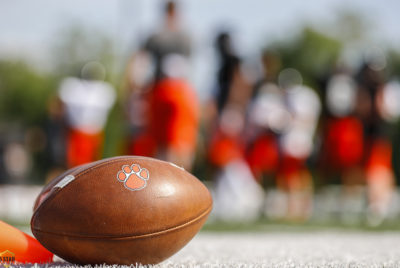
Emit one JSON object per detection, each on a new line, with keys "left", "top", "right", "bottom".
{"left": 8, "top": 217, "right": 400, "bottom": 237}
{"left": 202, "top": 218, "right": 400, "bottom": 233}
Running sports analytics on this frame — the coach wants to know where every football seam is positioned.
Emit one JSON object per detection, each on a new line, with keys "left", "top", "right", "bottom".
{"left": 74, "top": 156, "right": 156, "bottom": 180}
{"left": 32, "top": 156, "right": 170, "bottom": 216}
{"left": 32, "top": 204, "right": 212, "bottom": 240}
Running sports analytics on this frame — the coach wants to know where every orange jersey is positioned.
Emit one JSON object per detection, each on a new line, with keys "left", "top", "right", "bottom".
{"left": 208, "top": 131, "right": 244, "bottom": 167}
{"left": 323, "top": 117, "right": 364, "bottom": 170}
{"left": 149, "top": 78, "right": 199, "bottom": 155}
{"left": 66, "top": 128, "right": 103, "bottom": 167}
{"left": 246, "top": 133, "right": 279, "bottom": 179}
{"left": 366, "top": 138, "right": 393, "bottom": 181}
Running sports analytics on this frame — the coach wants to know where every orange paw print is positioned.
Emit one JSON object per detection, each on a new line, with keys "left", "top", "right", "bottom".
{"left": 117, "top": 164, "right": 149, "bottom": 191}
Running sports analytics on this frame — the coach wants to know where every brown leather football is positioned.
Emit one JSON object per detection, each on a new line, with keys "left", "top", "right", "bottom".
{"left": 31, "top": 156, "right": 212, "bottom": 265}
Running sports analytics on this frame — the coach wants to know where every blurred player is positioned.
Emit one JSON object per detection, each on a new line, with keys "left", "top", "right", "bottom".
{"left": 128, "top": 65, "right": 199, "bottom": 171}
{"left": 320, "top": 72, "right": 364, "bottom": 183}
{"left": 43, "top": 95, "right": 67, "bottom": 181}
{"left": 127, "top": 1, "right": 198, "bottom": 171}
{"left": 148, "top": 54, "right": 199, "bottom": 170}
{"left": 207, "top": 31, "right": 264, "bottom": 221}
{"left": 246, "top": 50, "right": 284, "bottom": 185}
{"left": 207, "top": 32, "right": 255, "bottom": 167}
{"left": 59, "top": 61, "right": 116, "bottom": 167}
{"left": 318, "top": 69, "right": 365, "bottom": 222}
{"left": 213, "top": 32, "right": 241, "bottom": 114}
{"left": 356, "top": 61, "right": 396, "bottom": 225}
{"left": 144, "top": 0, "right": 191, "bottom": 81}
{"left": 122, "top": 51, "right": 154, "bottom": 156}
{"left": 279, "top": 82, "right": 321, "bottom": 221}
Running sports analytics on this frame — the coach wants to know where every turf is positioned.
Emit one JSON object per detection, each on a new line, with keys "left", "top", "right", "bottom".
{"left": 5, "top": 230, "right": 400, "bottom": 268}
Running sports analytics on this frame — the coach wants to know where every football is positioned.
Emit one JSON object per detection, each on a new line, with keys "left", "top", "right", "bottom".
{"left": 31, "top": 156, "right": 212, "bottom": 265}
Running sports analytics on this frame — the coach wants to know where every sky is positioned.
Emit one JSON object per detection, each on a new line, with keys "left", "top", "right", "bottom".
{"left": 1, "top": 0, "right": 400, "bottom": 98}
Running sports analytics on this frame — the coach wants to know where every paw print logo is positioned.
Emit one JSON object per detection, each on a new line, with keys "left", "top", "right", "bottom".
{"left": 117, "top": 164, "right": 149, "bottom": 191}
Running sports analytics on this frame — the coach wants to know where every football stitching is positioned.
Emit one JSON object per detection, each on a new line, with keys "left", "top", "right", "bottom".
{"left": 32, "top": 204, "right": 212, "bottom": 240}
{"left": 72, "top": 156, "right": 163, "bottom": 180}
{"left": 117, "top": 164, "right": 149, "bottom": 191}
{"left": 33, "top": 158, "right": 152, "bottom": 215}
{"left": 32, "top": 157, "right": 160, "bottom": 228}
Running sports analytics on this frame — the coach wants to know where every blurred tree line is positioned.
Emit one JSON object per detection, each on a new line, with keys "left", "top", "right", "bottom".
{"left": 0, "top": 61, "right": 57, "bottom": 126}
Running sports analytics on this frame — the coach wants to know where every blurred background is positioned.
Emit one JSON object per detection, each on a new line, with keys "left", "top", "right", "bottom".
{"left": 1, "top": 0, "right": 400, "bottom": 229}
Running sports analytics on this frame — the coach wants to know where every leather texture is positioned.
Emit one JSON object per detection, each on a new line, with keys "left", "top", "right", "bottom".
{"left": 31, "top": 156, "right": 212, "bottom": 265}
